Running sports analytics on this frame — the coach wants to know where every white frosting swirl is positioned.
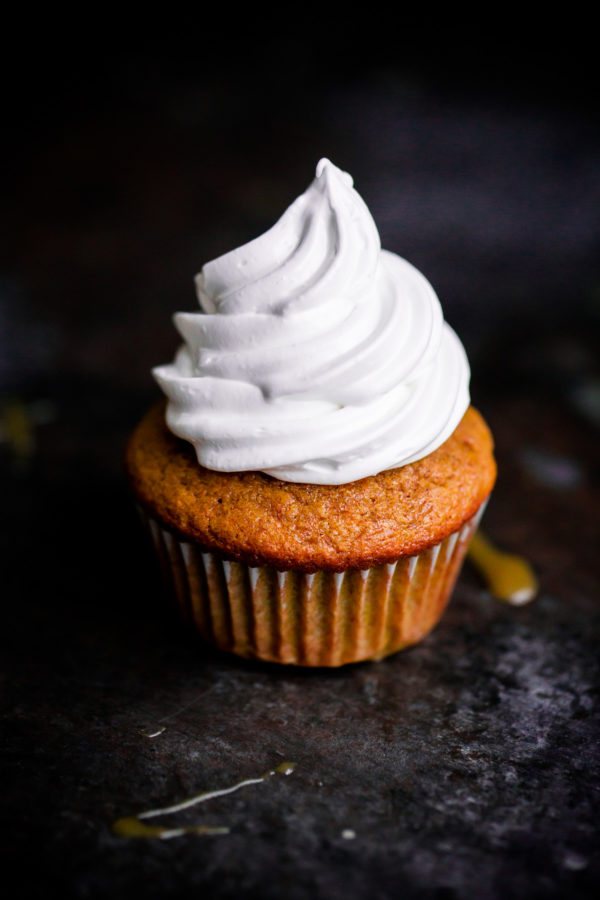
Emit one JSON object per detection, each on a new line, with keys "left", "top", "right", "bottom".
{"left": 154, "top": 159, "right": 470, "bottom": 484}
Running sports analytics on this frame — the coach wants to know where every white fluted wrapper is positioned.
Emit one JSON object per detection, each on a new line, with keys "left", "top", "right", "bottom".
{"left": 139, "top": 504, "right": 486, "bottom": 666}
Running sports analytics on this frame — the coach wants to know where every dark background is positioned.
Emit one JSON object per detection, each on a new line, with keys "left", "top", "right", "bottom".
{"left": 2, "top": 21, "right": 599, "bottom": 900}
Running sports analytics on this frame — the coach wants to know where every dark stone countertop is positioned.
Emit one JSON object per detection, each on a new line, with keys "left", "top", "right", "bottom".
{"left": 2, "top": 41, "right": 599, "bottom": 899}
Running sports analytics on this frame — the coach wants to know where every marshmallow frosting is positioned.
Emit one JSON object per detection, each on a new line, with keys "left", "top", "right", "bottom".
{"left": 153, "top": 159, "right": 470, "bottom": 484}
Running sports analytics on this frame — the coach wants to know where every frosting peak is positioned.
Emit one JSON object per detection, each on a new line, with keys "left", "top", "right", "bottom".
{"left": 154, "top": 160, "right": 470, "bottom": 484}
{"left": 196, "top": 158, "right": 378, "bottom": 319}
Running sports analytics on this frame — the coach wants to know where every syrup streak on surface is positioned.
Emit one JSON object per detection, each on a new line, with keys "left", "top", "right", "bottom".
{"left": 138, "top": 687, "right": 216, "bottom": 737}
{"left": 468, "top": 531, "right": 538, "bottom": 605}
{"left": 112, "top": 818, "right": 229, "bottom": 840}
{"left": 1, "top": 398, "right": 35, "bottom": 469}
{"left": 138, "top": 726, "right": 166, "bottom": 739}
{"left": 112, "top": 762, "right": 296, "bottom": 840}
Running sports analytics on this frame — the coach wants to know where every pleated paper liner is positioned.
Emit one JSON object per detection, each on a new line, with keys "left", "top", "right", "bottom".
{"left": 140, "top": 504, "right": 486, "bottom": 667}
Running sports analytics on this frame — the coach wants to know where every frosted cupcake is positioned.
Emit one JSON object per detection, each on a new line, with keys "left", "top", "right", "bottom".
{"left": 127, "top": 160, "right": 496, "bottom": 666}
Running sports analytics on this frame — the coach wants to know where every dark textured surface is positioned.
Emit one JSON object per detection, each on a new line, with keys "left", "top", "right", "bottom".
{"left": 2, "top": 32, "right": 600, "bottom": 899}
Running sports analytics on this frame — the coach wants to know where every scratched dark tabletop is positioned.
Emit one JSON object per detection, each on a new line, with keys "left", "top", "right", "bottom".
{"left": 2, "top": 31, "right": 600, "bottom": 900}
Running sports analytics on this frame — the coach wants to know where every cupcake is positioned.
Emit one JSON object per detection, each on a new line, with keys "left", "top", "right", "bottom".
{"left": 127, "top": 159, "right": 496, "bottom": 666}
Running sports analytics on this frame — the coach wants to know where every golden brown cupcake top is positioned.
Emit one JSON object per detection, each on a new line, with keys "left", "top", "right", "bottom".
{"left": 126, "top": 403, "right": 496, "bottom": 572}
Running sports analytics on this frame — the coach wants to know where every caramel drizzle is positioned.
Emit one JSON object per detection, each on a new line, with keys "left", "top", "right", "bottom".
{"left": 468, "top": 531, "right": 538, "bottom": 605}
{"left": 112, "top": 818, "right": 228, "bottom": 839}
{"left": 138, "top": 726, "right": 166, "bottom": 739}
{"left": 112, "top": 762, "right": 296, "bottom": 840}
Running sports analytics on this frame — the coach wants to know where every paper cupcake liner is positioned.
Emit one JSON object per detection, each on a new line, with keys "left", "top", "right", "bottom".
{"left": 139, "top": 504, "right": 486, "bottom": 667}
